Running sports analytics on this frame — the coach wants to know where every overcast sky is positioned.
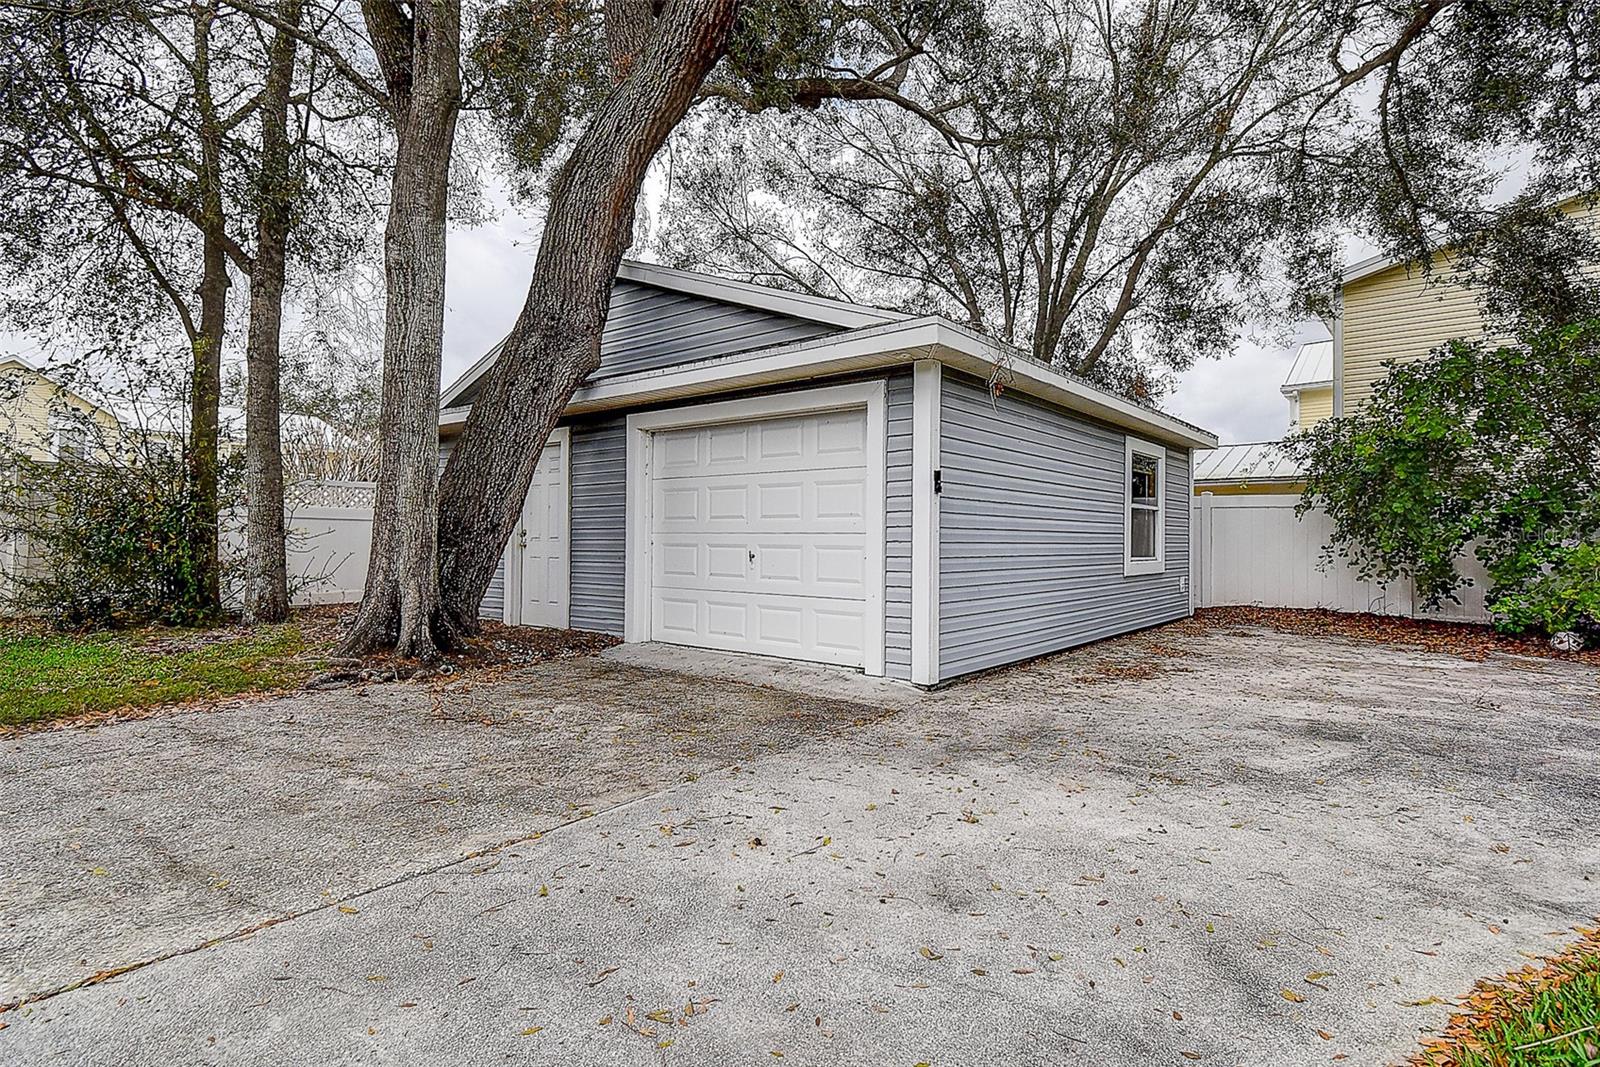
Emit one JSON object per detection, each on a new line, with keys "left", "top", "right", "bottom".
{"left": 2, "top": 174, "right": 1359, "bottom": 448}
{"left": 438, "top": 198, "right": 1342, "bottom": 447}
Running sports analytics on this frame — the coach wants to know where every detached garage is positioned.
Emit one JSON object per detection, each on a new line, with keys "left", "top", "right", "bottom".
{"left": 439, "top": 261, "right": 1216, "bottom": 686}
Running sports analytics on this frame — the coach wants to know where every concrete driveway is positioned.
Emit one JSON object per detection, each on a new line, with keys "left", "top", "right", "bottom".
{"left": 2, "top": 620, "right": 1596, "bottom": 1066}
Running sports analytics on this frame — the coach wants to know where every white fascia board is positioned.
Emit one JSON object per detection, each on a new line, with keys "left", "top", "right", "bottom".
{"left": 1342, "top": 250, "right": 1400, "bottom": 285}
{"left": 924, "top": 320, "right": 1218, "bottom": 449}
{"left": 436, "top": 315, "right": 1218, "bottom": 450}
{"left": 617, "top": 261, "right": 908, "bottom": 329}
{"left": 440, "top": 338, "right": 507, "bottom": 409}
{"left": 1279, "top": 379, "right": 1334, "bottom": 398}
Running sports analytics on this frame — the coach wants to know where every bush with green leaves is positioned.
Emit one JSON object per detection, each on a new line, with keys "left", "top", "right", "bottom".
{"left": 1281, "top": 319, "right": 1600, "bottom": 637}
{"left": 0, "top": 441, "right": 241, "bottom": 629}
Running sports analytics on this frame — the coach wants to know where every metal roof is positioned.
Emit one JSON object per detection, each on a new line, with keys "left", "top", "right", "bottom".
{"left": 1281, "top": 339, "right": 1333, "bottom": 390}
{"left": 1192, "top": 441, "right": 1303, "bottom": 484}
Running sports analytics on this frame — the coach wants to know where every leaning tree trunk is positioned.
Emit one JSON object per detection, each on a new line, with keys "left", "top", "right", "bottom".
{"left": 434, "top": 0, "right": 742, "bottom": 634}
{"left": 241, "top": 0, "right": 303, "bottom": 624}
{"left": 342, "top": 0, "right": 461, "bottom": 659}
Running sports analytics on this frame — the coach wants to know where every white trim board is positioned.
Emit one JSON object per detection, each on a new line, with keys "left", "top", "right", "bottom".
{"left": 616, "top": 261, "right": 907, "bottom": 329}
{"left": 910, "top": 360, "right": 941, "bottom": 686}
{"left": 623, "top": 381, "right": 888, "bottom": 677}
{"left": 441, "top": 316, "right": 1216, "bottom": 451}
{"left": 1123, "top": 434, "right": 1168, "bottom": 577}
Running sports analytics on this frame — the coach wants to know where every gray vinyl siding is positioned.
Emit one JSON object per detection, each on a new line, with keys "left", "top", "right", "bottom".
{"left": 883, "top": 369, "right": 914, "bottom": 680}
{"left": 938, "top": 370, "right": 1191, "bottom": 681}
{"left": 558, "top": 372, "right": 910, "bottom": 660}
{"left": 592, "top": 281, "right": 838, "bottom": 379}
{"left": 443, "top": 280, "right": 840, "bottom": 409}
{"left": 567, "top": 414, "right": 628, "bottom": 634}
{"left": 439, "top": 440, "right": 506, "bottom": 620}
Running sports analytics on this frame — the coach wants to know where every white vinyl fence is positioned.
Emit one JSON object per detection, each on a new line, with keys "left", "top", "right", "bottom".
{"left": 1191, "top": 492, "right": 1491, "bottom": 624}
{"left": 1, "top": 478, "right": 377, "bottom": 614}
{"left": 225, "top": 480, "right": 376, "bottom": 606}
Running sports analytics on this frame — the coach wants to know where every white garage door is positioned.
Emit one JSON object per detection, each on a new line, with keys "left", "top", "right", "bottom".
{"left": 649, "top": 408, "right": 870, "bottom": 666}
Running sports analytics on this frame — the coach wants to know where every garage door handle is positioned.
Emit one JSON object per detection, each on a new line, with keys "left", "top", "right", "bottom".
{"left": 748, "top": 549, "right": 756, "bottom": 562}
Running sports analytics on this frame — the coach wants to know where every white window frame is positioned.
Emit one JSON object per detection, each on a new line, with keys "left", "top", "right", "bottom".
{"left": 1123, "top": 435, "right": 1166, "bottom": 576}
{"left": 48, "top": 412, "right": 89, "bottom": 460}
{"left": 623, "top": 380, "right": 887, "bottom": 677}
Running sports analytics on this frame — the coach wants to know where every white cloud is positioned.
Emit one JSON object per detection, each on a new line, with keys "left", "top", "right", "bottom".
{"left": 1165, "top": 320, "right": 1330, "bottom": 444}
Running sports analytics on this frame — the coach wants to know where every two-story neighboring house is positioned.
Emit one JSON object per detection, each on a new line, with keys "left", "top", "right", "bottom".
{"left": 1200, "top": 194, "right": 1598, "bottom": 490}
{"left": 0, "top": 355, "right": 124, "bottom": 461}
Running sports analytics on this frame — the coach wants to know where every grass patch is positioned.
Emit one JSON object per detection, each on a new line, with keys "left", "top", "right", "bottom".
{"left": 0, "top": 623, "right": 325, "bottom": 728}
{"left": 1411, "top": 926, "right": 1600, "bottom": 1067}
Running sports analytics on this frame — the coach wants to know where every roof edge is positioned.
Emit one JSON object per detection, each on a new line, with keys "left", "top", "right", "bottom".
{"left": 441, "top": 315, "right": 1217, "bottom": 450}
{"left": 617, "top": 261, "right": 908, "bottom": 329}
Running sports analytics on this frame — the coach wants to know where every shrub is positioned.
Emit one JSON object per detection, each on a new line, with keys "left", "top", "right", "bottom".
{"left": 1489, "top": 543, "right": 1600, "bottom": 641}
{"left": 0, "top": 443, "right": 241, "bottom": 628}
{"left": 1282, "top": 319, "right": 1600, "bottom": 637}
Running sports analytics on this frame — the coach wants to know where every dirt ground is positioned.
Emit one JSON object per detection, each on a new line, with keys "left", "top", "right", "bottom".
{"left": 1, "top": 617, "right": 1596, "bottom": 1066}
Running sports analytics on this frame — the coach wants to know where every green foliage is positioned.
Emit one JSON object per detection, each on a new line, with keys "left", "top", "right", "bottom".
{"left": 471, "top": 0, "right": 610, "bottom": 187}
{"left": 1490, "top": 543, "right": 1600, "bottom": 640}
{"left": 1453, "top": 955, "right": 1600, "bottom": 1067}
{"left": 1282, "top": 319, "right": 1600, "bottom": 636}
{"left": 0, "top": 623, "right": 312, "bottom": 728}
{"left": 0, "top": 442, "right": 243, "bottom": 629}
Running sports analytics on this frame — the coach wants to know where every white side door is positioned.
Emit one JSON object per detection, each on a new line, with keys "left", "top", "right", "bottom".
{"left": 512, "top": 427, "right": 570, "bottom": 628}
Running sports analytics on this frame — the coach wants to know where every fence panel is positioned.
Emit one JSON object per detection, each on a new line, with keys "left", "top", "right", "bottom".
{"left": 221, "top": 482, "right": 376, "bottom": 608}
{"left": 1191, "top": 492, "right": 1490, "bottom": 623}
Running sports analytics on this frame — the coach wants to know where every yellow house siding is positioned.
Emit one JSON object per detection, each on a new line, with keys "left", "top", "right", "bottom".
{"left": 1295, "top": 386, "right": 1333, "bottom": 427}
{"left": 1339, "top": 194, "right": 1599, "bottom": 414}
{"left": 1340, "top": 258, "right": 1486, "bottom": 413}
{"left": 0, "top": 362, "right": 122, "bottom": 461}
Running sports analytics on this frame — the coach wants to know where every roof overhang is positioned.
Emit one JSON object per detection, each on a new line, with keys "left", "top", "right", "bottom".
{"left": 439, "top": 316, "right": 1216, "bottom": 451}
{"left": 1279, "top": 379, "right": 1333, "bottom": 397}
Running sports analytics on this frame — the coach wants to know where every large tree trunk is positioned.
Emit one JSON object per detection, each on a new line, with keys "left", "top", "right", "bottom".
{"left": 342, "top": 0, "right": 461, "bottom": 659}
{"left": 189, "top": 229, "right": 228, "bottom": 618}
{"left": 187, "top": 0, "right": 228, "bottom": 619}
{"left": 435, "top": 0, "right": 742, "bottom": 633}
{"left": 242, "top": 0, "right": 303, "bottom": 624}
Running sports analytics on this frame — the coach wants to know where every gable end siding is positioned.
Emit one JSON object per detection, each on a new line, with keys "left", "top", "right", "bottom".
{"left": 937, "top": 370, "right": 1190, "bottom": 681}
{"left": 444, "top": 280, "right": 841, "bottom": 409}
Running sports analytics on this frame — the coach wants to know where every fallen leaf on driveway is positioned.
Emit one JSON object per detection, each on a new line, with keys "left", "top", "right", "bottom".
{"left": 919, "top": 947, "right": 943, "bottom": 960}
{"left": 1401, "top": 996, "right": 1447, "bottom": 1007}
{"left": 1315, "top": 1029, "right": 1334, "bottom": 1040}
{"left": 1180, "top": 1052, "right": 1201, "bottom": 1060}
{"left": 520, "top": 1026, "right": 542, "bottom": 1036}
{"left": 1281, "top": 989, "right": 1306, "bottom": 1003}
{"left": 337, "top": 905, "right": 359, "bottom": 915}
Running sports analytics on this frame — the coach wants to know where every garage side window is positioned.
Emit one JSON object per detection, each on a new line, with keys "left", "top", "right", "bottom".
{"left": 1124, "top": 436, "right": 1165, "bottom": 576}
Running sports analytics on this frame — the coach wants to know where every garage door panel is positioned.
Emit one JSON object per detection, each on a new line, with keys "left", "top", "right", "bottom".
{"left": 653, "top": 535, "right": 867, "bottom": 597}
{"left": 648, "top": 589, "right": 866, "bottom": 666}
{"left": 647, "top": 406, "right": 872, "bottom": 669}
{"left": 814, "top": 412, "right": 867, "bottom": 456}
{"left": 652, "top": 478, "right": 868, "bottom": 534}
{"left": 655, "top": 410, "right": 868, "bottom": 479}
